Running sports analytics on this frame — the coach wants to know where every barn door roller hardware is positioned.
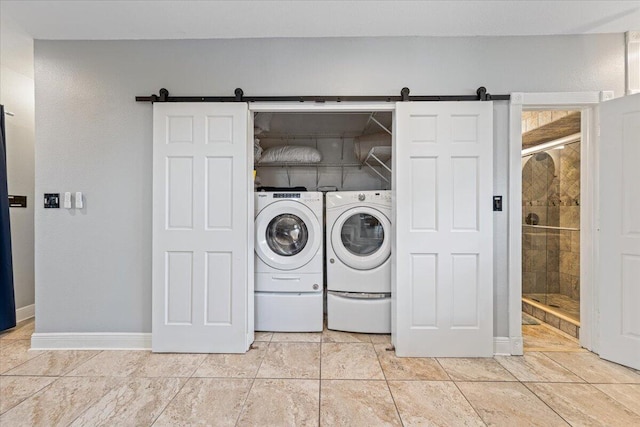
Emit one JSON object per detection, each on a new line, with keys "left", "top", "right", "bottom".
{"left": 135, "top": 87, "right": 510, "bottom": 103}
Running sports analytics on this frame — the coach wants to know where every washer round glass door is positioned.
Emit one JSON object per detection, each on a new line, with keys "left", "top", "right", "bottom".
{"left": 255, "top": 200, "right": 321, "bottom": 271}
{"left": 331, "top": 207, "right": 391, "bottom": 270}
{"left": 266, "top": 214, "right": 308, "bottom": 256}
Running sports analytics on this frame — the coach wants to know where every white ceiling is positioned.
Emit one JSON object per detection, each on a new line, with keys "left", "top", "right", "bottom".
{"left": 2, "top": 0, "right": 639, "bottom": 41}
{"left": 1, "top": 1, "right": 639, "bottom": 79}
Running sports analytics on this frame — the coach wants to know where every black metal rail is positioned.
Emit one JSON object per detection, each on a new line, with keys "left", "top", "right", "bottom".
{"left": 135, "top": 87, "right": 510, "bottom": 103}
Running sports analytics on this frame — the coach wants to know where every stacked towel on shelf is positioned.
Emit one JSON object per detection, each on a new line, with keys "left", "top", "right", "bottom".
{"left": 258, "top": 146, "right": 322, "bottom": 164}
{"left": 254, "top": 138, "right": 263, "bottom": 162}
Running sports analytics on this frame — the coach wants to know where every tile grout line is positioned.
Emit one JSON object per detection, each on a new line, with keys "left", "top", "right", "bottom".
{"left": 541, "top": 351, "right": 640, "bottom": 382}
{"left": 0, "top": 341, "right": 51, "bottom": 376}
{"left": 62, "top": 376, "right": 121, "bottom": 426}
{"left": 496, "top": 351, "right": 586, "bottom": 384}
{"left": 0, "top": 375, "right": 60, "bottom": 416}
{"left": 373, "top": 340, "right": 404, "bottom": 427}
{"left": 521, "top": 381, "right": 574, "bottom": 425}
{"left": 537, "top": 351, "right": 590, "bottom": 383}
{"left": 148, "top": 377, "right": 190, "bottom": 426}
{"left": 149, "top": 353, "right": 210, "bottom": 426}
{"left": 433, "top": 358, "right": 488, "bottom": 426}
{"left": 234, "top": 339, "right": 269, "bottom": 427}
{"left": 591, "top": 383, "right": 640, "bottom": 416}
{"left": 61, "top": 349, "right": 105, "bottom": 377}
{"left": 530, "top": 379, "right": 640, "bottom": 414}
{"left": 433, "top": 358, "right": 453, "bottom": 382}
{"left": 449, "top": 380, "right": 489, "bottom": 427}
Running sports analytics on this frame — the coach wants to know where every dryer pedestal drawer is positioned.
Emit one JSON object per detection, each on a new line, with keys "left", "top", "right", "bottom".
{"left": 327, "top": 292, "right": 391, "bottom": 334}
{"left": 255, "top": 292, "right": 323, "bottom": 332}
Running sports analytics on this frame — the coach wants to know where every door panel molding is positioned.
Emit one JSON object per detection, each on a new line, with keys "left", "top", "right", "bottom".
{"left": 152, "top": 103, "right": 251, "bottom": 353}
{"left": 394, "top": 101, "right": 494, "bottom": 357}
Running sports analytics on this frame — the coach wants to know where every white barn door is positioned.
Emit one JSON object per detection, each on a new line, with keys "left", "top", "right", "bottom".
{"left": 394, "top": 102, "right": 494, "bottom": 357}
{"left": 152, "top": 103, "right": 252, "bottom": 353}
{"left": 599, "top": 93, "right": 640, "bottom": 369}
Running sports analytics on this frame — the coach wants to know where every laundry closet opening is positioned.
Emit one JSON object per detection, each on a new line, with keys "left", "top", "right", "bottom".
{"left": 252, "top": 111, "right": 394, "bottom": 335}
{"left": 254, "top": 112, "right": 392, "bottom": 190}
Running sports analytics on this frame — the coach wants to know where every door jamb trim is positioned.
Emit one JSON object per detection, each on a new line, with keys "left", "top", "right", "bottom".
{"left": 509, "top": 91, "right": 612, "bottom": 355}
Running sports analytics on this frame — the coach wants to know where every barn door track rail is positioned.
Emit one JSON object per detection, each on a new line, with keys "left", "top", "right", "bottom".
{"left": 135, "top": 87, "right": 510, "bottom": 103}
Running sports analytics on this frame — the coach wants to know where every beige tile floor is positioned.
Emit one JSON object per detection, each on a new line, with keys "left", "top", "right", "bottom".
{"left": 2, "top": 318, "right": 640, "bottom": 426}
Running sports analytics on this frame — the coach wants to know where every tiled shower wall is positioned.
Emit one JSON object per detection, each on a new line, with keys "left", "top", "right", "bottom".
{"left": 558, "top": 142, "right": 580, "bottom": 301}
{"left": 522, "top": 112, "right": 580, "bottom": 302}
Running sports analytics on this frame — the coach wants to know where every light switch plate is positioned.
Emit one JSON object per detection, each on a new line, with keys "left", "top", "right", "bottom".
{"left": 75, "top": 192, "right": 83, "bottom": 209}
{"left": 44, "top": 193, "right": 60, "bottom": 208}
{"left": 63, "top": 192, "right": 72, "bottom": 209}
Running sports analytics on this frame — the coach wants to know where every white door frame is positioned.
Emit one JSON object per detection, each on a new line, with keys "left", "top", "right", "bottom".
{"left": 249, "top": 103, "right": 396, "bottom": 113}
{"left": 508, "top": 91, "right": 614, "bottom": 354}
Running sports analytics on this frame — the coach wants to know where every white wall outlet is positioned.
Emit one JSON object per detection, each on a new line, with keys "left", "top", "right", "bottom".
{"left": 63, "top": 192, "right": 72, "bottom": 209}
{"left": 75, "top": 192, "right": 83, "bottom": 209}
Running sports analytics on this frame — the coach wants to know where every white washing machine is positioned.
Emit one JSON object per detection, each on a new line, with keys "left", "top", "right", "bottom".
{"left": 255, "top": 192, "right": 323, "bottom": 331}
{"left": 326, "top": 191, "right": 392, "bottom": 333}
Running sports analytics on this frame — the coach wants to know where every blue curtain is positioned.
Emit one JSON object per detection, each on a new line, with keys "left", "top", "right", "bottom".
{"left": 0, "top": 104, "right": 16, "bottom": 331}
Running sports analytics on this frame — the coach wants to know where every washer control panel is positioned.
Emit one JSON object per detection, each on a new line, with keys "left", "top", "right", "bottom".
{"left": 260, "top": 192, "right": 322, "bottom": 203}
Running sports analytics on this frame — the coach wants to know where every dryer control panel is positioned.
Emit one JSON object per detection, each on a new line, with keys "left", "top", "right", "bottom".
{"left": 344, "top": 191, "right": 391, "bottom": 202}
{"left": 326, "top": 190, "right": 392, "bottom": 209}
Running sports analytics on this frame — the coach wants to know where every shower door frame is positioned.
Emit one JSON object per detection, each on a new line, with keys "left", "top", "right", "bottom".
{"left": 508, "top": 91, "right": 614, "bottom": 354}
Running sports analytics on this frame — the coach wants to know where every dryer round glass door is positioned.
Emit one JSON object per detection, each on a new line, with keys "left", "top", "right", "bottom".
{"left": 267, "top": 214, "right": 308, "bottom": 256}
{"left": 331, "top": 207, "right": 391, "bottom": 270}
{"left": 341, "top": 213, "right": 384, "bottom": 256}
{"left": 255, "top": 200, "right": 322, "bottom": 271}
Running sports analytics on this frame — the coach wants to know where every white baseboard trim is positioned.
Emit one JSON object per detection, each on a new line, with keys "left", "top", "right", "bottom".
{"left": 494, "top": 337, "right": 519, "bottom": 356}
{"left": 16, "top": 304, "right": 35, "bottom": 323}
{"left": 30, "top": 333, "right": 519, "bottom": 354}
{"left": 493, "top": 336, "right": 524, "bottom": 356}
{"left": 31, "top": 333, "right": 152, "bottom": 350}
{"left": 510, "top": 336, "right": 524, "bottom": 356}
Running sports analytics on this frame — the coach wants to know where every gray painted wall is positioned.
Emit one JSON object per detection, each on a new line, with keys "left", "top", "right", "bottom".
{"left": 34, "top": 35, "right": 625, "bottom": 336}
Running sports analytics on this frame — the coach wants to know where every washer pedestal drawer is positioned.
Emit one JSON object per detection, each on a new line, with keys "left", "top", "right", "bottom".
{"left": 255, "top": 292, "right": 323, "bottom": 332}
{"left": 327, "top": 292, "right": 391, "bottom": 334}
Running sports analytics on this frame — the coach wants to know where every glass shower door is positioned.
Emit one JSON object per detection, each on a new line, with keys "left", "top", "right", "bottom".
{"left": 521, "top": 144, "right": 580, "bottom": 324}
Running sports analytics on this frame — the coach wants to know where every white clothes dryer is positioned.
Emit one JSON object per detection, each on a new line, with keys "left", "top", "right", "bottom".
{"left": 254, "top": 192, "right": 323, "bottom": 332}
{"left": 326, "top": 191, "right": 392, "bottom": 333}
